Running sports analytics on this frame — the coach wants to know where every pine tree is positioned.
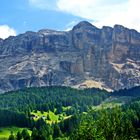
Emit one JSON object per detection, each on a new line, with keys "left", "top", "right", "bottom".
{"left": 31, "top": 127, "right": 39, "bottom": 140}
{"left": 8, "top": 132, "right": 15, "bottom": 140}
{"left": 39, "top": 126, "right": 48, "bottom": 140}
{"left": 22, "top": 129, "right": 30, "bottom": 140}
{"left": 53, "top": 123, "right": 62, "bottom": 138}
{"left": 47, "top": 114, "right": 51, "bottom": 120}
{"left": 16, "top": 131, "right": 22, "bottom": 140}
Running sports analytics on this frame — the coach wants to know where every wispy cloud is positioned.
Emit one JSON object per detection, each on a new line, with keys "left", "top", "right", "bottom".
{"left": 28, "top": 0, "right": 140, "bottom": 31}
{"left": 58, "top": 0, "right": 140, "bottom": 31}
{"left": 29, "top": 0, "right": 57, "bottom": 10}
{"left": 0, "top": 25, "right": 16, "bottom": 39}
{"left": 65, "top": 20, "right": 81, "bottom": 31}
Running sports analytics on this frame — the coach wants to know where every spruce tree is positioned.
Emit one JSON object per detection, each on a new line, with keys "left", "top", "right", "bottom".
{"left": 16, "top": 131, "right": 22, "bottom": 140}
{"left": 8, "top": 132, "right": 15, "bottom": 140}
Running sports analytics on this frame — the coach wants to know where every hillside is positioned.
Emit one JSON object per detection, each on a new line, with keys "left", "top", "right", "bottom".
{"left": 0, "top": 86, "right": 140, "bottom": 139}
{"left": 0, "top": 86, "right": 108, "bottom": 112}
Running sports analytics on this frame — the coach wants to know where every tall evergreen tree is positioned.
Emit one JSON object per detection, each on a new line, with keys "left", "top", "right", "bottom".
{"left": 22, "top": 129, "right": 30, "bottom": 140}
{"left": 53, "top": 123, "right": 62, "bottom": 138}
{"left": 8, "top": 132, "right": 15, "bottom": 140}
{"left": 16, "top": 131, "right": 22, "bottom": 140}
{"left": 31, "top": 127, "right": 39, "bottom": 140}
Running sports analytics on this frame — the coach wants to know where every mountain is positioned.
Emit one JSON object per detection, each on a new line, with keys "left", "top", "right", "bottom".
{"left": 0, "top": 21, "right": 140, "bottom": 93}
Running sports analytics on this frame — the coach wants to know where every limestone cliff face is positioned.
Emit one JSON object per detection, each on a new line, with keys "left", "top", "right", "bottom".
{"left": 0, "top": 21, "right": 140, "bottom": 93}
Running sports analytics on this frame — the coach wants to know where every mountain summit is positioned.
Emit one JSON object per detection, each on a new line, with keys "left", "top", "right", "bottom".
{"left": 0, "top": 21, "right": 140, "bottom": 93}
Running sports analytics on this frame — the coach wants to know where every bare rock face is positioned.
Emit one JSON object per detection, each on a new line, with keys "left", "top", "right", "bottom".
{"left": 0, "top": 21, "right": 140, "bottom": 93}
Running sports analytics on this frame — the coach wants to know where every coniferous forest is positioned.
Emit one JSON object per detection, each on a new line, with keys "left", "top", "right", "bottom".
{"left": 0, "top": 86, "right": 140, "bottom": 139}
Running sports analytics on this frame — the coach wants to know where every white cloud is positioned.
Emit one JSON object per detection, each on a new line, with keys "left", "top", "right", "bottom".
{"left": 58, "top": 0, "right": 127, "bottom": 19}
{"left": 0, "top": 25, "right": 16, "bottom": 39}
{"left": 28, "top": 0, "right": 140, "bottom": 31}
{"left": 57, "top": 0, "right": 140, "bottom": 31}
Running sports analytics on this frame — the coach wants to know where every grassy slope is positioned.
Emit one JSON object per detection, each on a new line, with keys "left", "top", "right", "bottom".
{"left": 0, "top": 127, "right": 31, "bottom": 140}
{"left": 92, "top": 96, "right": 134, "bottom": 111}
{"left": 0, "top": 107, "right": 71, "bottom": 139}
{"left": 31, "top": 107, "right": 71, "bottom": 124}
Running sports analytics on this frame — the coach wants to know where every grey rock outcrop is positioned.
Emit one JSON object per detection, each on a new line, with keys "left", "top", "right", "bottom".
{"left": 0, "top": 21, "right": 140, "bottom": 93}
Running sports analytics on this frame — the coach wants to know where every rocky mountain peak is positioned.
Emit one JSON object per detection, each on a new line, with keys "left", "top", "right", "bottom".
{"left": 0, "top": 21, "right": 140, "bottom": 93}
{"left": 114, "top": 24, "right": 125, "bottom": 30}
{"left": 72, "top": 21, "right": 98, "bottom": 30}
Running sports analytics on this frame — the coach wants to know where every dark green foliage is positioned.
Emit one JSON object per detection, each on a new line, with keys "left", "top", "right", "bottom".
{"left": 0, "top": 110, "right": 29, "bottom": 127}
{"left": 0, "top": 86, "right": 108, "bottom": 130}
{"left": 39, "top": 127, "right": 48, "bottom": 140}
{"left": 60, "top": 114, "right": 80, "bottom": 135}
{"left": 31, "top": 127, "right": 39, "bottom": 140}
{"left": 112, "top": 86, "right": 140, "bottom": 97}
{"left": 1, "top": 86, "right": 140, "bottom": 140}
{"left": 16, "top": 131, "right": 22, "bottom": 140}
{"left": 72, "top": 107, "right": 138, "bottom": 140}
{"left": 0, "top": 86, "right": 108, "bottom": 113}
{"left": 35, "top": 118, "right": 46, "bottom": 130}
{"left": 22, "top": 129, "right": 30, "bottom": 140}
{"left": 73, "top": 121, "right": 105, "bottom": 140}
{"left": 53, "top": 123, "right": 62, "bottom": 138}
{"left": 55, "top": 105, "right": 63, "bottom": 114}
{"left": 8, "top": 132, "right": 15, "bottom": 140}
{"left": 47, "top": 114, "right": 51, "bottom": 120}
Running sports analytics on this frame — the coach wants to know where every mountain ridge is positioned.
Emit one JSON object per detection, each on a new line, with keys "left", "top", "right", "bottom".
{"left": 0, "top": 21, "right": 140, "bottom": 93}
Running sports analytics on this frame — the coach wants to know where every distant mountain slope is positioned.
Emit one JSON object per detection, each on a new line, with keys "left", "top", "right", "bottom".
{"left": 0, "top": 21, "right": 140, "bottom": 93}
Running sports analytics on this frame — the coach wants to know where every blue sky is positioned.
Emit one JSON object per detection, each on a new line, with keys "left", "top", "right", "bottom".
{"left": 0, "top": 0, "right": 139, "bottom": 39}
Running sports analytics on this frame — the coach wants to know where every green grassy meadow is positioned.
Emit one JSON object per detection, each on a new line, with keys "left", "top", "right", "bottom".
{"left": 92, "top": 96, "right": 134, "bottom": 111}
{"left": 31, "top": 108, "right": 71, "bottom": 124}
